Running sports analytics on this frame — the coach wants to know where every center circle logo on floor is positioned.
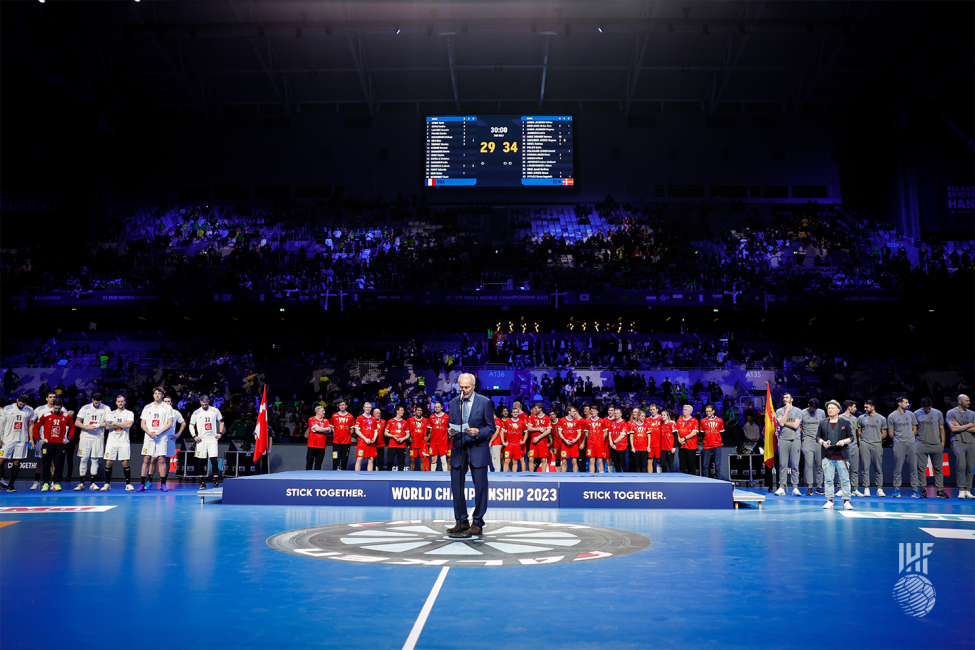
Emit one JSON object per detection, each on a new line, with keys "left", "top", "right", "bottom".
{"left": 267, "top": 519, "right": 651, "bottom": 567}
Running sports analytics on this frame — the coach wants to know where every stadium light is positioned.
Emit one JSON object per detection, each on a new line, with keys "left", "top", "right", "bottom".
{"left": 395, "top": 26, "right": 402, "bottom": 35}
{"left": 597, "top": 22, "right": 604, "bottom": 33}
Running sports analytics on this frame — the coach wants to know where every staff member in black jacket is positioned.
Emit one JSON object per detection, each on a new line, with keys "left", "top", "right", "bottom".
{"left": 817, "top": 400, "right": 855, "bottom": 511}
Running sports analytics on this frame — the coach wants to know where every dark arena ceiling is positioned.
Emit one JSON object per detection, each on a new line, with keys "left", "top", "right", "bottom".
{"left": 2, "top": 0, "right": 972, "bottom": 117}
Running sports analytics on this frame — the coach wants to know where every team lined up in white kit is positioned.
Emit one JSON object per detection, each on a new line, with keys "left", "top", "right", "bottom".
{"left": 0, "top": 388, "right": 227, "bottom": 493}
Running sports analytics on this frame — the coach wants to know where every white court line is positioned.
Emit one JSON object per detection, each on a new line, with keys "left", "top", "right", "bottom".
{"left": 919, "top": 527, "right": 975, "bottom": 540}
{"left": 402, "top": 566, "right": 450, "bottom": 650}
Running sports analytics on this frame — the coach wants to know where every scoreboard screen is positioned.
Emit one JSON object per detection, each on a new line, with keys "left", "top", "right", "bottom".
{"left": 424, "top": 115, "right": 574, "bottom": 188}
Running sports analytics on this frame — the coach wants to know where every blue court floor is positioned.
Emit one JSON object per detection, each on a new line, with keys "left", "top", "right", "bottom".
{"left": 2, "top": 482, "right": 973, "bottom": 650}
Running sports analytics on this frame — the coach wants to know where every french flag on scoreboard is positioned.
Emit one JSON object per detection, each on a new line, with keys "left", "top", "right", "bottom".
{"left": 426, "top": 178, "right": 437, "bottom": 186}
{"left": 926, "top": 452, "right": 951, "bottom": 477}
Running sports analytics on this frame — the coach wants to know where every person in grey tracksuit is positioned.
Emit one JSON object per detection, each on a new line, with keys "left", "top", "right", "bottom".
{"left": 946, "top": 394, "right": 975, "bottom": 499}
{"left": 840, "top": 401, "right": 861, "bottom": 496}
{"left": 801, "top": 399, "right": 826, "bottom": 494}
{"left": 887, "top": 396, "right": 919, "bottom": 496}
{"left": 774, "top": 393, "right": 803, "bottom": 494}
{"left": 914, "top": 398, "right": 948, "bottom": 498}
{"left": 858, "top": 400, "right": 888, "bottom": 495}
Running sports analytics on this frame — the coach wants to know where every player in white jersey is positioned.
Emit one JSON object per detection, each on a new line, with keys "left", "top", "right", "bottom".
{"left": 29, "top": 391, "right": 58, "bottom": 490}
{"left": 0, "top": 395, "right": 35, "bottom": 492}
{"left": 190, "top": 395, "right": 225, "bottom": 489}
{"left": 102, "top": 395, "right": 136, "bottom": 491}
{"left": 138, "top": 388, "right": 174, "bottom": 492}
{"left": 159, "top": 397, "right": 189, "bottom": 492}
{"left": 74, "top": 393, "right": 112, "bottom": 491}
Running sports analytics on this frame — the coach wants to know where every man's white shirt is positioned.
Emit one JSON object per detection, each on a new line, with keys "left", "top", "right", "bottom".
{"left": 140, "top": 402, "right": 175, "bottom": 437}
{"left": 1, "top": 404, "right": 35, "bottom": 443}
{"left": 106, "top": 409, "right": 134, "bottom": 444}
{"left": 190, "top": 408, "right": 223, "bottom": 439}
{"left": 77, "top": 403, "right": 112, "bottom": 437}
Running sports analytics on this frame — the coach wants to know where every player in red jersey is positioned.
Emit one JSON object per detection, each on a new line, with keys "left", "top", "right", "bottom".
{"left": 32, "top": 398, "right": 74, "bottom": 491}
{"left": 353, "top": 402, "right": 378, "bottom": 471}
{"left": 428, "top": 402, "right": 451, "bottom": 471}
{"left": 629, "top": 408, "right": 650, "bottom": 473}
{"left": 549, "top": 410, "right": 563, "bottom": 472}
{"left": 645, "top": 403, "right": 663, "bottom": 473}
{"left": 306, "top": 406, "right": 331, "bottom": 471}
{"left": 585, "top": 408, "right": 609, "bottom": 473}
{"left": 558, "top": 406, "right": 584, "bottom": 473}
{"left": 371, "top": 407, "right": 386, "bottom": 471}
{"left": 512, "top": 401, "right": 531, "bottom": 472}
{"left": 384, "top": 406, "right": 410, "bottom": 471}
{"left": 658, "top": 409, "right": 679, "bottom": 472}
{"left": 491, "top": 406, "right": 508, "bottom": 472}
{"left": 578, "top": 405, "right": 592, "bottom": 471}
{"left": 372, "top": 408, "right": 386, "bottom": 471}
{"left": 407, "top": 406, "right": 431, "bottom": 471}
{"left": 606, "top": 407, "right": 629, "bottom": 473}
{"left": 329, "top": 400, "right": 355, "bottom": 471}
{"left": 527, "top": 403, "right": 551, "bottom": 472}
{"left": 503, "top": 403, "right": 528, "bottom": 472}
{"left": 700, "top": 404, "right": 726, "bottom": 479}
{"left": 676, "top": 404, "right": 700, "bottom": 475}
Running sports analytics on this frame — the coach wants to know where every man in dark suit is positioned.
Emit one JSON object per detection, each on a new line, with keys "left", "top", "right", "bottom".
{"left": 447, "top": 373, "right": 495, "bottom": 536}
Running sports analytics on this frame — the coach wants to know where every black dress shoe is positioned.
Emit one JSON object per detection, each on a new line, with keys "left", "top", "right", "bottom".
{"left": 446, "top": 520, "right": 470, "bottom": 534}
{"left": 936, "top": 490, "right": 949, "bottom": 499}
{"left": 466, "top": 524, "right": 482, "bottom": 536}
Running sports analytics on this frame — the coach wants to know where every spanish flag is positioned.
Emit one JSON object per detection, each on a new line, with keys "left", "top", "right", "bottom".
{"left": 763, "top": 382, "right": 777, "bottom": 468}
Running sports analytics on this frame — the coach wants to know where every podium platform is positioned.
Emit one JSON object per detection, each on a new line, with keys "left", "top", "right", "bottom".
{"left": 221, "top": 470, "right": 733, "bottom": 509}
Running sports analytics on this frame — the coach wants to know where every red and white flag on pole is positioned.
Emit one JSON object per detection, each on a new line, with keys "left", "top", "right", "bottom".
{"left": 254, "top": 386, "right": 269, "bottom": 463}
{"left": 926, "top": 452, "right": 951, "bottom": 477}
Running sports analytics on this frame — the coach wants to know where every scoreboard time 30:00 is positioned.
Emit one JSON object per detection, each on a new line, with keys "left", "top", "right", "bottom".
{"left": 425, "top": 115, "right": 574, "bottom": 188}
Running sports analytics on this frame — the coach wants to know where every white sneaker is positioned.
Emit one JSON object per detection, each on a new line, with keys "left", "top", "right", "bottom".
{"left": 29, "top": 481, "right": 40, "bottom": 491}
{"left": 792, "top": 488, "right": 802, "bottom": 496}
{"left": 843, "top": 500, "right": 854, "bottom": 510}
{"left": 823, "top": 500, "right": 835, "bottom": 509}
{"left": 100, "top": 484, "right": 111, "bottom": 491}
{"left": 862, "top": 488, "right": 871, "bottom": 496}
{"left": 877, "top": 489, "right": 886, "bottom": 497}
{"left": 853, "top": 489, "right": 863, "bottom": 497}
{"left": 0, "top": 478, "right": 9, "bottom": 488}
{"left": 960, "top": 490, "right": 971, "bottom": 499}
{"left": 775, "top": 488, "right": 785, "bottom": 496}
{"left": 89, "top": 483, "right": 100, "bottom": 491}
{"left": 124, "top": 484, "right": 135, "bottom": 492}
{"left": 73, "top": 483, "right": 86, "bottom": 491}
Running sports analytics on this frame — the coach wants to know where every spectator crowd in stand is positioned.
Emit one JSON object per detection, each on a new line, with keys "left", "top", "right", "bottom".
{"left": 3, "top": 198, "right": 972, "bottom": 296}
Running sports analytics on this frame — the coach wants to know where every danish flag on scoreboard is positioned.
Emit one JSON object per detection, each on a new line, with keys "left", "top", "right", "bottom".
{"left": 562, "top": 178, "right": 574, "bottom": 186}
{"left": 926, "top": 453, "right": 951, "bottom": 477}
